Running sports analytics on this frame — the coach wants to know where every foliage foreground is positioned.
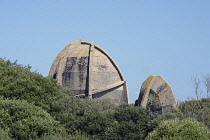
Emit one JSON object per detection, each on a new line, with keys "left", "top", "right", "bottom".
{"left": 147, "top": 118, "right": 210, "bottom": 140}
{"left": 0, "top": 98, "right": 66, "bottom": 139}
{"left": 0, "top": 58, "right": 210, "bottom": 140}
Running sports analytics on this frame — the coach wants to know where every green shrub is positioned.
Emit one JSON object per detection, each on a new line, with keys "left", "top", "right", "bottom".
{"left": 0, "top": 98, "right": 66, "bottom": 140}
{"left": 147, "top": 118, "right": 210, "bottom": 140}
{"left": 40, "top": 133, "right": 69, "bottom": 140}
{"left": 153, "top": 108, "right": 184, "bottom": 122}
{"left": 51, "top": 95, "right": 157, "bottom": 140}
{"left": 0, "top": 127, "right": 11, "bottom": 140}
{"left": 0, "top": 58, "right": 61, "bottom": 110}
{"left": 40, "top": 131, "right": 92, "bottom": 140}
{"left": 179, "top": 99, "right": 210, "bottom": 128}
{"left": 50, "top": 93, "right": 116, "bottom": 138}
{"left": 102, "top": 104, "right": 156, "bottom": 140}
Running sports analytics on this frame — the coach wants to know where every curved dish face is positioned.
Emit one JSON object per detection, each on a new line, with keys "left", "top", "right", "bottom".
{"left": 136, "top": 75, "right": 177, "bottom": 112}
{"left": 49, "top": 39, "right": 129, "bottom": 104}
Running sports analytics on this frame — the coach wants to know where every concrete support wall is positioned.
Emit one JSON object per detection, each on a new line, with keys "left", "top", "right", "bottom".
{"left": 136, "top": 75, "right": 177, "bottom": 112}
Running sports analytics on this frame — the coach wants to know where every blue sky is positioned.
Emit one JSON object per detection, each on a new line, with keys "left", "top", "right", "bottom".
{"left": 0, "top": 0, "right": 210, "bottom": 103}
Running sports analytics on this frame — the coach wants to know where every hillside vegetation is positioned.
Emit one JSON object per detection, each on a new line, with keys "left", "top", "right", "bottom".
{"left": 0, "top": 58, "right": 209, "bottom": 140}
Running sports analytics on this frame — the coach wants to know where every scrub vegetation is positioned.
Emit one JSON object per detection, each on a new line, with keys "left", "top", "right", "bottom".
{"left": 0, "top": 58, "right": 209, "bottom": 140}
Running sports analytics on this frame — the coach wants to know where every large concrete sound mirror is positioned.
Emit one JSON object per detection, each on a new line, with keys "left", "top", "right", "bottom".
{"left": 49, "top": 39, "right": 129, "bottom": 105}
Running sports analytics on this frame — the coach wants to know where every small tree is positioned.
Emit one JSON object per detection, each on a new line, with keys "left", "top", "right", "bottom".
{"left": 192, "top": 75, "right": 201, "bottom": 100}
{"left": 191, "top": 74, "right": 210, "bottom": 99}
{"left": 203, "top": 74, "right": 210, "bottom": 98}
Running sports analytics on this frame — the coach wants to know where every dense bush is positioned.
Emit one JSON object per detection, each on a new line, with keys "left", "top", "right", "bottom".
{"left": 50, "top": 91, "right": 115, "bottom": 138}
{"left": 0, "top": 58, "right": 61, "bottom": 110}
{"left": 179, "top": 98, "right": 210, "bottom": 128}
{"left": 50, "top": 94, "right": 157, "bottom": 140}
{"left": 0, "top": 127, "right": 11, "bottom": 140}
{"left": 154, "top": 108, "right": 184, "bottom": 122}
{"left": 147, "top": 118, "right": 210, "bottom": 140}
{"left": 0, "top": 98, "right": 66, "bottom": 140}
{"left": 102, "top": 104, "right": 156, "bottom": 140}
{"left": 40, "top": 131, "right": 91, "bottom": 140}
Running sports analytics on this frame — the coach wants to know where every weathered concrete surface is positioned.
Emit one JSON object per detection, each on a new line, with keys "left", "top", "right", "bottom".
{"left": 135, "top": 75, "right": 177, "bottom": 112}
{"left": 49, "top": 39, "right": 130, "bottom": 105}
